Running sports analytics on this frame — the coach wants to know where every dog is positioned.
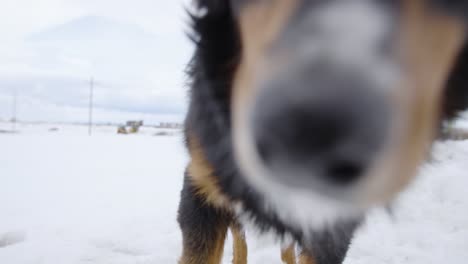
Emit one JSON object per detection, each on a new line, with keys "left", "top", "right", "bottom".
{"left": 177, "top": 1, "right": 468, "bottom": 263}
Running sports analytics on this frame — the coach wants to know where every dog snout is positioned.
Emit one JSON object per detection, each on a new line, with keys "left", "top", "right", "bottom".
{"left": 251, "top": 66, "right": 390, "bottom": 193}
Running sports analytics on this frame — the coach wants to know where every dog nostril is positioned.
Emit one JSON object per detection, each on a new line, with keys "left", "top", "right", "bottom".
{"left": 256, "top": 138, "right": 273, "bottom": 164}
{"left": 254, "top": 106, "right": 347, "bottom": 158}
{"left": 326, "top": 160, "right": 364, "bottom": 185}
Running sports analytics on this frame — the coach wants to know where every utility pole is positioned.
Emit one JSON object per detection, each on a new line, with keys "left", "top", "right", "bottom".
{"left": 88, "top": 77, "right": 94, "bottom": 136}
{"left": 12, "top": 90, "right": 17, "bottom": 131}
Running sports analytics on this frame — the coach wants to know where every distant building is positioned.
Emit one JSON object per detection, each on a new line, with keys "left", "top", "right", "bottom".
{"left": 159, "top": 122, "right": 183, "bottom": 129}
{"left": 126, "top": 120, "right": 144, "bottom": 127}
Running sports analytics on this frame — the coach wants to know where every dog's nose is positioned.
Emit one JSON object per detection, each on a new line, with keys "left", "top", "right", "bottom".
{"left": 255, "top": 103, "right": 364, "bottom": 186}
{"left": 251, "top": 68, "right": 389, "bottom": 190}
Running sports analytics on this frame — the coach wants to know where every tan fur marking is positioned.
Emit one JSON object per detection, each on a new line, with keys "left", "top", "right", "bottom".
{"left": 179, "top": 224, "right": 228, "bottom": 264}
{"left": 281, "top": 243, "right": 297, "bottom": 264}
{"left": 233, "top": 0, "right": 299, "bottom": 113}
{"left": 392, "top": 0, "right": 466, "bottom": 192}
{"left": 298, "top": 252, "right": 317, "bottom": 264}
{"left": 231, "top": 224, "right": 248, "bottom": 264}
{"left": 187, "top": 134, "right": 231, "bottom": 209}
{"left": 210, "top": 229, "right": 228, "bottom": 264}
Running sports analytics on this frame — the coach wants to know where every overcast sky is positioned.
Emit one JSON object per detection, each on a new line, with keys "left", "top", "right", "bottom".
{"left": 0, "top": 0, "right": 193, "bottom": 124}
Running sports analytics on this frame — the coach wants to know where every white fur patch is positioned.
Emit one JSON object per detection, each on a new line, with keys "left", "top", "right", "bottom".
{"left": 293, "top": 0, "right": 399, "bottom": 91}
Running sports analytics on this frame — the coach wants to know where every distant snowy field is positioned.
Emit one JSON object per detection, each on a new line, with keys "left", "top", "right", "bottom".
{"left": 0, "top": 122, "right": 467, "bottom": 264}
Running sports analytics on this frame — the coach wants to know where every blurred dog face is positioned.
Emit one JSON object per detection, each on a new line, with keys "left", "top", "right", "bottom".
{"left": 230, "top": 0, "right": 466, "bottom": 229}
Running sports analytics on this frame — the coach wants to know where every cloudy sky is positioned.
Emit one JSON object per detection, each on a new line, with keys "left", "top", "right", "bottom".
{"left": 0, "top": 0, "right": 193, "bottom": 124}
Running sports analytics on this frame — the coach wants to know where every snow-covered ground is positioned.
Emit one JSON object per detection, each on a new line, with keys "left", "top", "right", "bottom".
{"left": 0, "top": 122, "right": 183, "bottom": 136}
{"left": 0, "top": 123, "right": 467, "bottom": 263}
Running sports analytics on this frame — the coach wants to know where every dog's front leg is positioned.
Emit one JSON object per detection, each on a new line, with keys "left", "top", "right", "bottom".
{"left": 177, "top": 174, "right": 231, "bottom": 264}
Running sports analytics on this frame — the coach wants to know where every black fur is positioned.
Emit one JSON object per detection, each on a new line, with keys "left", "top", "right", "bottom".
{"left": 302, "top": 219, "right": 362, "bottom": 264}
{"left": 179, "top": 0, "right": 468, "bottom": 263}
{"left": 431, "top": 0, "right": 468, "bottom": 21}
{"left": 177, "top": 173, "right": 232, "bottom": 259}
{"left": 444, "top": 42, "right": 468, "bottom": 120}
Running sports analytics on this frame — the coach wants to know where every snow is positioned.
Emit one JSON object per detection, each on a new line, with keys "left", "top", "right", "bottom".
{"left": 345, "top": 141, "right": 468, "bottom": 264}
{"left": 0, "top": 123, "right": 467, "bottom": 263}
